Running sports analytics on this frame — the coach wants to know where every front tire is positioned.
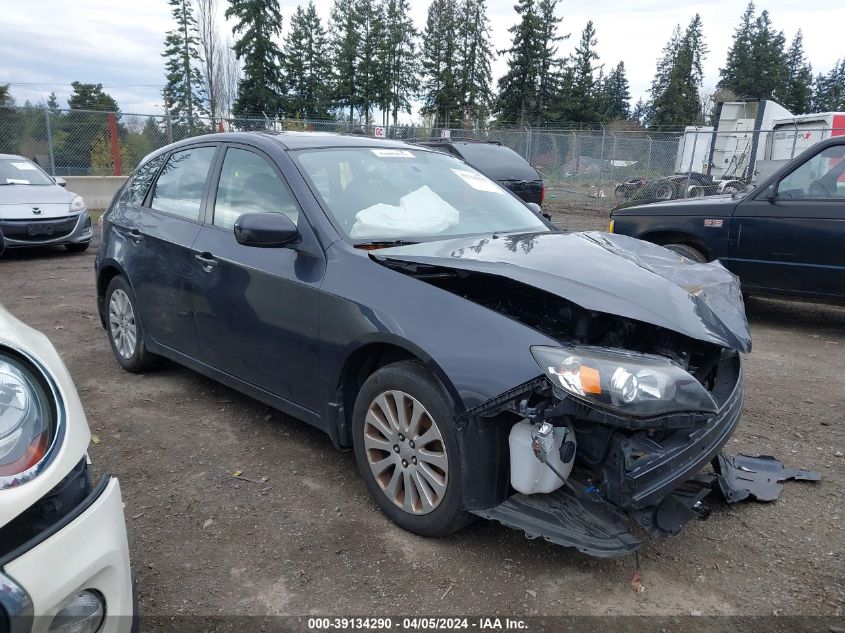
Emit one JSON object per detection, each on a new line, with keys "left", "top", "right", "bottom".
{"left": 664, "top": 243, "right": 707, "bottom": 263}
{"left": 352, "top": 361, "right": 471, "bottom": 537}
{"left": 105, "top": 276, "right": 162, "bottom": 372}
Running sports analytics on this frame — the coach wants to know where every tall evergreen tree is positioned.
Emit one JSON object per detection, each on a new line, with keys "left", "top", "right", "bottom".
{"left": 330, "top": 0, "right": 361, "bottom": 122}
{"left": 532, "top": 0, "right": 565, "bottom": 123}
{"left": 60, "top": 83, "right": 123, "bottom": 172}
{"left": 630, "top": 98, "right": 647, "bottom": 125}
{"left": 813, "top": 59, "right": 845, "bottom": 111}
{"left": 559, "top": 20, "right": 601, "bottom": 123}
{"left": 647, "top": 15, "right": 708, "bottom": 128}
{"left": 378, "top": 0, "right": 419, "bottom": 127}
{"left": 355, "top": 0, "right": 384, "bottom": 126}
{"left": 781, "top": 30, "right": 814, "bottom": 114}
{"left": 456, "top": 0, "right": 495, "bottom": 126}
{"left": 719, "top": 3, "right": 788, "bottom": 101}
{"left": 281, "top": 2, "right": 333, "bottom": 119}
{"left": 227, "top": 0, "right": 285, "bottom": 119}
{"left": 718, "top": 3, "right": 756, "bottom": 99}
{"left": 600, "top": 61, "right": 631, "bottom": 120}
{"left": 46, "top": 92, "right": 61, "bottom": 116}
{"left": 495, "top": 0, "right": 541, "bottom": 125}
{"left": 162, "top": 0, "right": 207, "bottom": 130}
{"left": 421, "top": 0, "right": 461, "bottom": 125}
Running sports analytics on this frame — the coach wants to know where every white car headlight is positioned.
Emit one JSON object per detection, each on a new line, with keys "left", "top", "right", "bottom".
{"left": 70, "top": 195, "right": 86, "bottom": 213}
{"left": 531, "top": 345, "right": 718, "bottom": 418}
{"left": 0, "top": 351, "right": 58, "bottom": 488}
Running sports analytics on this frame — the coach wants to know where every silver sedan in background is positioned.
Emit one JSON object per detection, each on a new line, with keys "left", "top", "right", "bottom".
{"left": 0, "top": 155, "right": 92, "bottom": 255}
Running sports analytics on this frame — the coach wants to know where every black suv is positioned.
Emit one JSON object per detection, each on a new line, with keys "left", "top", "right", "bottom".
{"left": 611, "top": 136, "right": 845, "bottom": 303}
{"left": 415, "top": 140, "right": 544, "bottom": 206}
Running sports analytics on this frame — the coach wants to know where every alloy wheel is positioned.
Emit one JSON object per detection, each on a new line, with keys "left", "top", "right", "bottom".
{"left": 109, "top": 289, "right": 138, "bottom": 360}
{"left": 363, "top": 390, "right": 449, "bottom": 515}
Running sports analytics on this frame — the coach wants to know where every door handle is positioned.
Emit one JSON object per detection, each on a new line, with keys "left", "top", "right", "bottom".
{"left": 194, "top": 252, "right": 219, "bottom": 271}
{"left": 128, "top": 229, "right": 144, "bottom": 243}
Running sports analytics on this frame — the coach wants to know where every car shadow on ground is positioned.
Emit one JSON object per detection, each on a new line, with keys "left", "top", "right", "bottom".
{"left": 1, "top": 245, "right": 88, "bottom": 261}
{"left": 745, "top": 296, "right": 845, "bottom": 332}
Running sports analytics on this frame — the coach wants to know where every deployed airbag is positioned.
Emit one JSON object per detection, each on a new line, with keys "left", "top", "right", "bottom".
{"left": 350, "top": 186, "right": 459, "bottom": 238}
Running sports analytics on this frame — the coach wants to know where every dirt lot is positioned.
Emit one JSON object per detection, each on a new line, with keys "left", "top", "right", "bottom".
{"left": 1, "top": 209, "right": 843, "bottom": 620}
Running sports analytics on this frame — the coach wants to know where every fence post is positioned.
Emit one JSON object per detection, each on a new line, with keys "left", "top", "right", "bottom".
{"left": 646, "top": 137, "right": 653, "bottom": 174}
{"left": 573, "top": 132, "right": 579, "bottom": 174}
{"left": 165, "top": 111, "right": 173, "bottom": 144}
{"left": 524, "top": 125, "right": 532, "bottom": 162}
{"left": 610, "top": 134, "right": 618, "bottom": 186}
{"left": 44, "top": 105, "right": 56, "bottom": 177}
{"left": 597, "top": 127, "right": 606, "bottom": 201}
{"left": 107, "top": 112, "right": 123, "bottom": 176}
{"left": 790, "top": 120, "right": 799, "bottom": 158}
{"left": 685, "top": 127, "right": 699, "bottom": 197}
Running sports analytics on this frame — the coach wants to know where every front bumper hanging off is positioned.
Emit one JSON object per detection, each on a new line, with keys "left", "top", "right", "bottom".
{"left": 469, "top": 354, "right": 821, "bottom": 558}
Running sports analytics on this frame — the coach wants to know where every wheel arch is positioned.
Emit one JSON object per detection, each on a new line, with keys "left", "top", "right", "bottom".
{"left": 638, "top": 230, "right": 711, "bottom": 261}
{"left": 95, "top": 259, "right": 130, "bottom": 328}
{"left": 331, "top": 335, "right": 462, "bottom": 449}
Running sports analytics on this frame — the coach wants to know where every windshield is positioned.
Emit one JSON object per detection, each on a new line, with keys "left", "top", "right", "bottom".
{"left": 0, "top": 158, "right": 54, "bottom": 186}
{"left": 293, "top": 147, "right": 547, "bottom": 242}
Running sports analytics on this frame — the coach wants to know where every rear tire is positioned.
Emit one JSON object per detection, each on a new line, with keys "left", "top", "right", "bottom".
{"left": 65, "top": 242, "right": 90, "bottom": 253}
{"left": 352, "top": 361, "right": 472, "bottom": 537}
{"left": 651, "top": 181, "right": 676, "bottom": 200}
{"left": 664, "top": 243, "right": 707, "bottom": 263}
{"left": 104, "top": 276, "right": 162, "bottom": 373}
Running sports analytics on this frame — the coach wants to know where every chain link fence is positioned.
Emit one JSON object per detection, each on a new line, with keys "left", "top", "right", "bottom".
{"left": 1, "top": 104, "right": 840, "bottom": 210}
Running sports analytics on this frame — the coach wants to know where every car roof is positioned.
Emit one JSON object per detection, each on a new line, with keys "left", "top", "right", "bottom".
{"left": 158, "top": 131, "right": 428, "bottom": 152}
{"left": 0, "top": 154, "right": 27, "bottom": 160}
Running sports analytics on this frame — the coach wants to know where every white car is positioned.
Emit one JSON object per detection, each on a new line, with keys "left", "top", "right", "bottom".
{"left": 0, "top": 155, "right": 93, "bottom": 255}
{"left": 0, "top": 305, "right": 135, "bottom": 632}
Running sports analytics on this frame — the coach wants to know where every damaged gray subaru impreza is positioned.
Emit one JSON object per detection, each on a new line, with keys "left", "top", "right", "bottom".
{"left": 95, "top": 133, "right": 819, "bottom": 557}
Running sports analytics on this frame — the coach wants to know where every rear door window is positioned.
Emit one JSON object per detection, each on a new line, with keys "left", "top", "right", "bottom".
{"left": 213, "top": 147, "right": 300, "bottom": 230}
{"left": 150, "top": 147, "right": 216, "bottom": 220}
{"left": 127, "top": 154, "right": 166, "bottom": 206}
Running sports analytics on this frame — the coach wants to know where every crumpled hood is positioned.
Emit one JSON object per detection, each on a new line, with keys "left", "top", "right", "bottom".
{"left": 0, "top": 184, "right": 73, "bottom": 219}
{"left": 372, "top": 231, "right": 751, "bottom": 353}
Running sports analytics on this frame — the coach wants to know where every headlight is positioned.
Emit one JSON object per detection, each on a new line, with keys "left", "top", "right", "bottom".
{"left": 70, "top": 195, "right": 86, "bottom": 213}
{"left": 0, "top": 352, "right": 57, "bottom": 487}
{"left": 531, "top": 345, "right": 717, "bottom": 417}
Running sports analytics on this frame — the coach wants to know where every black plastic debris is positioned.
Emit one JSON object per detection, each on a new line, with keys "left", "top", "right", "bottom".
{"left": 473, "top": 484, "right": 642, "bottom": 557}
{"left": 714, "top": 452, "right": 822, "bottom": 503}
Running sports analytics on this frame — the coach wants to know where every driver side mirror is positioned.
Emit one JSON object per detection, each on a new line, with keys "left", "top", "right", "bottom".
{"left": 53, "top": 176, "right": 67, "bottom": 187}
{"left": 234, "top": 212, "right": 299, "bottom": 248}
{"left": 759, "top": 184, "right": 777, "bottom": 202}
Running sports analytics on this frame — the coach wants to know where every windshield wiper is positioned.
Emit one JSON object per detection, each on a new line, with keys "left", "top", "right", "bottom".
{"left": 354, "top": 239, "right": 419, "bottom": 249}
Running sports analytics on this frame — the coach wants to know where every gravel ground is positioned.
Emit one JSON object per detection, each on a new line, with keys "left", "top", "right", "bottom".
{"left": 1, "top": 214, "right": 842, "bottom": 620}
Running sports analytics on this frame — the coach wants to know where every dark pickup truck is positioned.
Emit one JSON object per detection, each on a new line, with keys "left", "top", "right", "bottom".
{"left": 610, "top": 136, "right": 845, "bottom": 303}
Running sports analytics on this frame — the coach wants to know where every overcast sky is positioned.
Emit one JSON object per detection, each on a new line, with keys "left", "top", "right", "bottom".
{"left": 2, "top": 0, "right": 843, "bottom": 119}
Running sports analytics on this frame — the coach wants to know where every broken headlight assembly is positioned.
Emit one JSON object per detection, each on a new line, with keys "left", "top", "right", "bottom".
{"left": 530, "top": 345, "right": 718, "bottom": 418}
{"left": 0, "top": 351, "right": 59, "bottom": 488}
